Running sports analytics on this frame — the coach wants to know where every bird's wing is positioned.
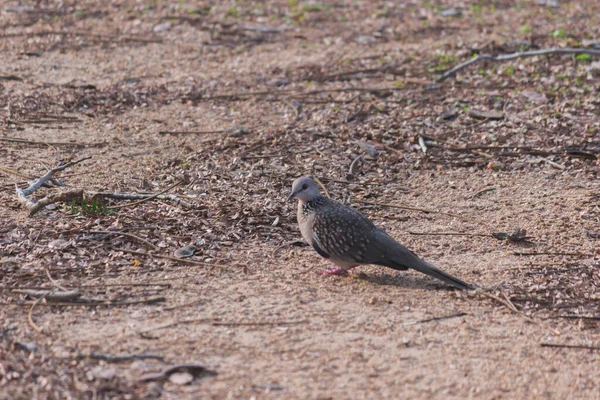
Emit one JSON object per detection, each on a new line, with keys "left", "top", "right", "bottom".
{"left": 311, "top": 232, "right": 330, "bottom": 259}
{"left": 312, "top": 202, "right": 379, "bottom": 263}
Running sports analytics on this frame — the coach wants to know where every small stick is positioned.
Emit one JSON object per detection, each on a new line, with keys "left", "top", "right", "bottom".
{"left": 408, "top": 231, "right": 490, "bottom": 237}
{"left": 513, "top": 251, "right": 593, "bottom": 257}
{"left": 349, "top": 154, "right": 364, "bottom": 176}
{"left": 1, "top": 296, "right": 166, "bottom": 307}
{"left": 18, "top": 156, "right": 91, "bottom": 196}
{"left": 27, "top": 295, "right": 46, "bottom": 333}
{"left": 158, "top": 130, "right": 225, "bottom": 135}
{"left": 29, "top": 227, "right": 45, "bottom": 252}
{"left": 138, "top": 363, "right": 214, "bottom": 382}
{"left": 478, "top": 291, "right": 536, "bottom": 323}
{"left": 469, "top": 187, "right": 496, "bottom": 199}
{"left": 540, "top": 343, "right": 600, "bottom": 351}
{"left": 86, "top": 352, "right": 166, "bottom": 363}
{"left": 44, "top": 268, "right": 69, "bottom": 292}
{"left": 537, "top": 157, "right": 565, "bottom": 170}
{"left": 117, "top": 248, "right": 229, "bottom": 269}
{"left": 13, "top": 289, "right": 81, "bottom": 301}
{"left": 108, "top": 181, "right": 182, "bottom": 210}
{"left": 26, "top": 189, "right": 84, "bottom": 216}
{"left": 88, "top": 230, "right": 157, "bottom": 250}
{"left": 546, "top": 315, "right": 600, "bottom": 321}
{"left": 140, "top": 318, "right": 308, "bottom": 334}
{"left": 403, "top": 312, "right": 467, "bottom": 326}
{"left": 437, "top": 47, "right": 600, "bottom": 82}
{"left": 313, "top": 177, "right": 330, "bottom": 199}
{"left": 0, "top": 137, "right": 105, "bottom": 147}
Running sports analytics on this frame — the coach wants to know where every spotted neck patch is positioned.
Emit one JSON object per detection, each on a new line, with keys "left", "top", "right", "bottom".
{"left": 302, "top": 195, "right": 328, "bottom": 217}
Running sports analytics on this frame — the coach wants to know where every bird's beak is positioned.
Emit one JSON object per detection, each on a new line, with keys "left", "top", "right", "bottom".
{"left": 287, "top": 191, "right": 297, "bottom": 201}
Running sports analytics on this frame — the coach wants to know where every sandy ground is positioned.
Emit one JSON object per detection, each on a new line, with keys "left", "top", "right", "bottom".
{"left": 1, "top": 1, "right": 599, "bottom": 399}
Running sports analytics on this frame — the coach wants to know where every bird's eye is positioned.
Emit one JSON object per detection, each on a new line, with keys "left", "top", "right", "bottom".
{"left": 302, "top": 183, "right": 308, "bottom": 190}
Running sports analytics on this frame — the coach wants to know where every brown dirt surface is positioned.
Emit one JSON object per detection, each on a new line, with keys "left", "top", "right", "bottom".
{"left": 1, "top": 1, "right": 600, "bottom": 399}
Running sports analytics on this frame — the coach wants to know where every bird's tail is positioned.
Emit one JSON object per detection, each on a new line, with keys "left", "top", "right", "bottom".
{"left": 375, "top": 231, "right": 474, "bottom": 290}
{"left": 367, "top": 230, "right": 474, "bottom": 290}
{"left": 392, "top": 258, "right": 474, "bottom": 291}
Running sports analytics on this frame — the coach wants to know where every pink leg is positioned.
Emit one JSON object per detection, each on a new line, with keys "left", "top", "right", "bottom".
{"left": 316, "top": 265, "right": 357, "bottom": 277}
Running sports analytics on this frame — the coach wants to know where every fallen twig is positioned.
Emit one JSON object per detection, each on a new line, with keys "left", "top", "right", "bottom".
{"left": 349, "top": 154, "right": 364, "bottom": 176}
{"left": 27, "top": 295, "right": 46, "bottom": 333}
{"left": 98, "top": 192, "right": 194, "bottom": 208}
{"left": 437, "top": 47, "right": 600, "bottom": 82}
{"left": 140, "top": 318, "right": 308, "bottom": 334}
{"left": 546, "top": 315, "right": 600, "bottom": 321}
{"left": 408, "top": 231, "right": 490, "bottom": 238}
{"left": 107, "top": 180, "right": 183, "bottom": 210}
{"left": 26, "top": 189, "right": 84, "bottom": 216}
{"left": 313, "top": 177, "right": 330, "bottom": 199}
{"left": 88, "top": 230, "right": 158, "bottom": 250}
{"left": 540, "top": 343, "right": 600, "bottom": 351}
{"left": 16, "top": 157, "right": 91, "bottom": 215}
{"left": 117, "top": 248, "right": 229, "bottom": 269}
{"left": 478, "top": 291, "right": 536, "bottom": 323}
{"left": 513, "top": 251, "right": 593, "bottom": 257}
{"left": 469, "top": 187, "right": 496, "bottom": 199}
{"left": 158, "top": 129, "right": 225, "bottom": 135}
{"left": 13, "top": 289, "right": 81, "bottom": 302}
{"left": 2, "top": 296, "right": 166, "bottom": 307}
{"left": 138, "top": 363, "right": 216, "bottom": 382}
{"left": 0, "top": 137, "right": 106, "bottom": 147}
{"left": 403, "top": 312, "right": 467, "bottom": 326}
{"left": 85, "top": 352, "right": 166, "bottom": 363}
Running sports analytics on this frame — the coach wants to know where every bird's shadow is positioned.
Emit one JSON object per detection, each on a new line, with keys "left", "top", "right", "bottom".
{"left": 352, "top": 272, "right": 457, "bottom": 291}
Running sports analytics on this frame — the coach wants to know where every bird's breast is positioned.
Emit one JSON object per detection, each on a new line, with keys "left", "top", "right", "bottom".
{"left": 297, "top": 201, "right": 315, "bottom": 245}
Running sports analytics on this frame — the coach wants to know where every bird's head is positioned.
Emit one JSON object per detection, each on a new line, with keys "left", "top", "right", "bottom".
{"left": 288, "top": 176, "right": 321, "bottom": 202}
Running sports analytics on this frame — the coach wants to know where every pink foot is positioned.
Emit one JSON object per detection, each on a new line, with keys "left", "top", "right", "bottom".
{"left": 316, "top": 266, "right": 353, "bottom": 276}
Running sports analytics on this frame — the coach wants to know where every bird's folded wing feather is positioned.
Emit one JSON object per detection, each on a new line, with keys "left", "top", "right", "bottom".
{"left": 312, "top": 203, "right": 380, "bottom": 263}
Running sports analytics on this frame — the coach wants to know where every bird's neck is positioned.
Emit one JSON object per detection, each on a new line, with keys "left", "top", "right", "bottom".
{"left": 300, "top": 195, "right": 327, "bottom": 216}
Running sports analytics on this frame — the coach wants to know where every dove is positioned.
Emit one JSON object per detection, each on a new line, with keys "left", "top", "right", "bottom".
{"left": 288, "top": 176, "right": 474, "bottom": 290}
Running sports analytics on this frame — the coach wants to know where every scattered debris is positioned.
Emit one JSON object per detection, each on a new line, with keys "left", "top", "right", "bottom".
{"left": 467, "top": 109, "right": 504, "bottom": 120}
{"left": 355, "top": 140, "right": 378, "bottom": 158}
{"left": 492, "top": 229, "right": 532, "bottom": 242}
{"left": 138, "top": 364, "right": 216, "bottom": 383}
{"left": 174, "top": 245, "right": 197, "bottom": 258}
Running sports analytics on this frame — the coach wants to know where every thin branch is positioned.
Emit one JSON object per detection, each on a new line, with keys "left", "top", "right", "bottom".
{"left": 138, "top": 363, "right": 215, "bottom": 382}
{"left": 541, "top": 343, "right": 600, "bottom": 351}
{"left": 408, "top": 231, "right": 490, "bottom": 237}
{"left": 16, "top": 157, "right": 91, "bottom": 215}
{"left": 437, "top": 48, "right": 600, "bottom": 82}
{"left": 27, "top": 295, "right": 46, "bottom": 333}
{"left": 513, "top": 251, "right": 593, "bottom": 257}
{"left": 117, "top": 248, "right": 229, "bottom": 269}
{"left": 140, "top": 318, "right": 309, "bottom": 334}
{"left": 158, "top": 130, "right": 225, "bottom": 135}
{"left": 88, "top": 230, "right": 158, "bottom": 250}
{"left": 13, "top": 289, "right": 81, "bottom": 301}
{"left": 21, "top": 156, "right": 90, "bottom": 196}
{"left": 349, "top": 154, "right": 364, "bottom": 176}
{"left": 403, "top": 312, "right": 467, "bottom": 326}
{"left": 313, "top": 177, "right": 330, "bottom": 199}
{"left": 546, "top": 315, "right": 600, "bottom": 321}
{"left": 100, "top": 192, "right": 194, "bottom": 208}
{"left": 0, "top": 137, "right": 106, "bottom": 147}
{"left": 26, "top": 189, "right": 84, "bottom": 216}
{"left": 478, "top": 291, "right": 536, "bottom": 323}
{"left": 107, "top": 180, "right": 182, "bottom": 210}
{"left": 2, "top": 296, "right": 166, "bottom": 307}
{"left": 85, "top": 352, "right": 166, "bottom": 363}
